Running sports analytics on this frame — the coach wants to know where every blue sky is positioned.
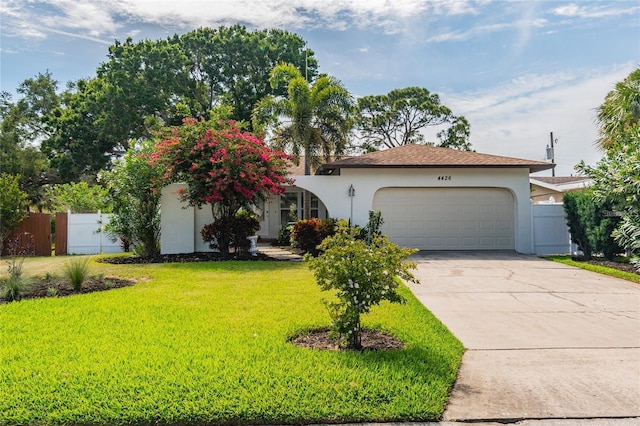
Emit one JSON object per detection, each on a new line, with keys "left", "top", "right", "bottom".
{"left": 1, "top": 0, "right": 638, "bottom": 176}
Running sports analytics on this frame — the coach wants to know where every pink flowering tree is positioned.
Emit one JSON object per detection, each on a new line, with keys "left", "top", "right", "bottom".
{"left": 151, "top": 118, "right": 292, "bottom": 254}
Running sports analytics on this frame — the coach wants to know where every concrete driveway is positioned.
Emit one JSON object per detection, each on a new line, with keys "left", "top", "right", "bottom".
{"left": 406, "top": 251, "right": 640, "bottom": 423}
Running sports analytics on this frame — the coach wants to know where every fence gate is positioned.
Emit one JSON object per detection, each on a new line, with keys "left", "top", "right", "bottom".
{"left": 531, "top": 203, "right": 572, "bottom": 255}
{"left": 2, "top": 212, "right": 52, "bottom": 256}
{"left": 55, "top": 212, "right": 68, "bottom": 256}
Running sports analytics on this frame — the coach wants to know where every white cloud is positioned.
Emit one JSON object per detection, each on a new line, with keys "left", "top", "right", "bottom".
{"left": 45, "top": 28, "right": 113, "bottom": 45}
{"left": 425, "top": 22, "right": 511, "bottom": 43}
{"left": 41, "top": 0, "right": 122, "bottom": 36}
{"left": 444, "top": 64, "right": 636, "bottom": 175}
{"left": 0, "top": 1, "right": 47, "bottom": 39}
{"left": 1, "top": 0, "right": 484, "bottom": 43}
{"left": 0, "top": 0, "right": 117, "bottom": 43}
{"left": 3, "top": 0, "right": 637, "bottom": 48}
{"left": 551, "top": 2, "right": 640, "bottom": 19}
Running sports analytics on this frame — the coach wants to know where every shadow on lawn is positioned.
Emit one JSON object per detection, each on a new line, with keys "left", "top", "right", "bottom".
{"left": 331, "top": 345, "right": 461, "bottom": 417}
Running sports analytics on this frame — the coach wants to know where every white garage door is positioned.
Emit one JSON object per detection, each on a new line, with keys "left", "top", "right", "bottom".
{"left": 372, "top": 187, "right": 515, "bottom": 250}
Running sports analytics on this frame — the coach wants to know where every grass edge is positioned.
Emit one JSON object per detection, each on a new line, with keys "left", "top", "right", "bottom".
{"left": 542, "top": 255, "right": 640, "bottom": 285}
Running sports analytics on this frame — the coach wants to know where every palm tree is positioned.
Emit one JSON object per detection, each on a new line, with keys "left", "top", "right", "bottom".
{"left": 596, "top": 67, "right": 640, "bottom": 151}
{"left": 253, "top": 63, "right": 354, "bottom": 178}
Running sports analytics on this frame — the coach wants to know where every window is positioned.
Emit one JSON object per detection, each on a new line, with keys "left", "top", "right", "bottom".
{"left": 311, "top": 195, "right": 319, "bottom": 218}
{"left": 280, "top": 192, "right": 300, "bottom": 225}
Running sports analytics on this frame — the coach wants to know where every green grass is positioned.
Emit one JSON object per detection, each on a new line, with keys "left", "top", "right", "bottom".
{"left": 63, "top": 256, "right": 91, "bottom": 291}
{"left": 0, "top": 258, "right": 463, "bottom": 425}
{"left": 545, "top": 255, "right": 640, "bottom": 284}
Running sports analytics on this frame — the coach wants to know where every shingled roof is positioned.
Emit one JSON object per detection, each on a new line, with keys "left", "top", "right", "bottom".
{"left": 316, "top": 144, "right": 554, "bottom": 174}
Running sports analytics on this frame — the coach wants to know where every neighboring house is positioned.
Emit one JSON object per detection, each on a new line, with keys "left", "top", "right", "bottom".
{"left": 530, "top": 176, "right": 592, "bottom": 204}
{"left": 161, "top": 144, "right": 553, "bottom": 254}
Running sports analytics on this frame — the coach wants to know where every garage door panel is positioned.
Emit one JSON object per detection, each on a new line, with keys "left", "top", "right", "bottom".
{"left": 462, "top": 205, "right": 477, "bottom": 215}
{"left": 426, "top": 220, "right": 444, "bottom": 231}
{"left": 373, "top": 187, "right": 514, "bottom": 250}
{"left": 461, "top": 221, "right": 478, "bottom": 231}
{"left": 444, "top": 221, "right": 461, "bottom": 231}
{"left": 389, "top": 220, "right": 409, "bottom": 231}
{"left": 496, "top": 221, "right": 512, "bottom": 231}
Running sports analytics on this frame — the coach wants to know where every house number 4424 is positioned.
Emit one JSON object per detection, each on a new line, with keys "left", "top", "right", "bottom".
{"left": 437, "top": 175, "right": 452, "bottom": 181}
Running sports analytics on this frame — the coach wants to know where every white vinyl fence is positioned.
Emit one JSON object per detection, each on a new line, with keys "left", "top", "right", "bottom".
{"left": 531, "top": 203, "right": 575, "bottom": 255}
{"left": 67, "top": 211, "right": 123, "bottom": 255}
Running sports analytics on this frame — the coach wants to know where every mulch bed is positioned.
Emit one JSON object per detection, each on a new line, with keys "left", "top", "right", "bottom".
{"left": 573, "top": 257, "right": 640, "bottom": 275}
{"left": 2, "top": 275, "right": 135, "bottom": 303}
{"left": 289, "top": 328, "right": 405, "bottom": 351}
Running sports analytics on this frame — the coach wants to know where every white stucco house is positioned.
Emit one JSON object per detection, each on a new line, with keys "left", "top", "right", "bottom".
{"left": 161, "top": 144, "right": 554, "bottom": 255}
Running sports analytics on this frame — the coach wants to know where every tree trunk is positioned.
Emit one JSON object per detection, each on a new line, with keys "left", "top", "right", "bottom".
{"left": 211, "top": 204, "right": 231, "bottom": 256}
{"left": 346, "top": 317, "right": 362, "bottom": 350}
{"left": 303, "top": 144, "right": 312, "bottom": 219}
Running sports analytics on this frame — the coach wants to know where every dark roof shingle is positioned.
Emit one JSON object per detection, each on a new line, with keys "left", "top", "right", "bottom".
{"left": 317, "top": 144, "right": 554, "bottom": 174}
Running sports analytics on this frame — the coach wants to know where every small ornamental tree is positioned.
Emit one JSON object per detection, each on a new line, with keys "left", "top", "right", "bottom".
{"left": 305, "top": 228, "right": 419, "bottom": 350}
{"left": 100, "top": 140, "right": 163, "bottom": 258}
{"left": 151, "top": 118, "right": 292, "bottom": 255}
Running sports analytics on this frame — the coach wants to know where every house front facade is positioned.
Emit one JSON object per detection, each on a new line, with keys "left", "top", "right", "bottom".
{"left": 161, "top": 144, "right": 553, "bottom": 254}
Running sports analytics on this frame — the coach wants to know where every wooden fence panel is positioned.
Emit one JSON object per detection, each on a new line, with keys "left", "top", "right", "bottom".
{"left": 55, "top": 212, "right": 68, "bottom": 256}
{"left": 2, "top": 213, "right": 52, "bottom": 256}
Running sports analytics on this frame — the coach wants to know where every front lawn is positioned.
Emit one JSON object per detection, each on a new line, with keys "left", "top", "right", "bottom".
{"left": 0, "top": 258, "right": 463, "bottom": 425}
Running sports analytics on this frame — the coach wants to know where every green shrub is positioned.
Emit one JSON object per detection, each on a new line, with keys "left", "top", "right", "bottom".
{"left": 359, "top": 210, "right": 384, "bottom": 244}
{"left": 564, "top": 189, "right": 622, "bottom": 259}
{"left": 201, "top": 209, "right": 260, "bottom": 254}
{"left": 274, "top": 224, "right": 293, "bottom": 246}
{"left": 1, "top": 274, "right": 29, "bottom": 302}
{"left": 1, "top": 235, "right": 30, "bottom": 301}
{"left": 64, "top": 257, "right": 90, "bottom": 291}
{"left": 305, "top": 228, "right": 419, "bottom": 349}
{"left": 232, "top": 209, "right": 261, "bottom": 253}
{"left": 615, "top": 214, "right": 640, "bottom": 270}
{"left": 292, "top": 218, "right": 337, "bottom": 255}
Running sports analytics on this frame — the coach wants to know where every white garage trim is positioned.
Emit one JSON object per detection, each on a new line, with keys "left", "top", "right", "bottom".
{"left": 373, "top": 187, "right": 515, "bottom": 250}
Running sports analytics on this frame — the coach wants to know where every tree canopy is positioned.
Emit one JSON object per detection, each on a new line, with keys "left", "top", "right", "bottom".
{"left": 42, "top": 78, "right": 126, "bottom": 182}
{"left": 354, "top": 86, "right": 472, "bottom": 151}
{"left": 44, "top": 181, "right": 112, "bottom": 213}
{"left": 0, "top": 73, "right": 57, "bottom": 207}
{"left": 596, "top": 68, "right": 640, "bottom": 151}
{"left": 180, "top": 26, "right": 317, "bottom": 124}
{"left": 578, "top": 67, "right": 640, "bottom": 268}
{"left": 40, "top": 25, "right": 316, "bottom": 182}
